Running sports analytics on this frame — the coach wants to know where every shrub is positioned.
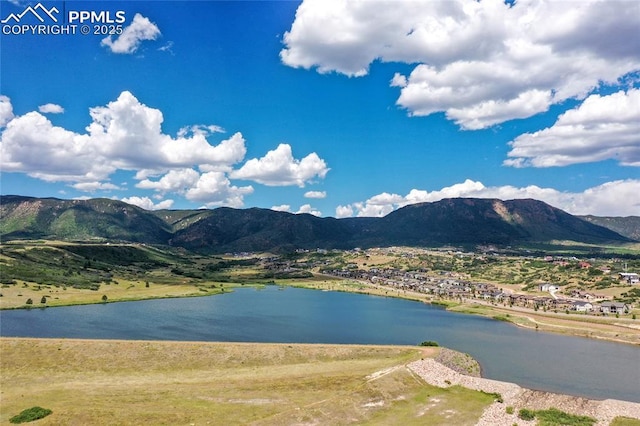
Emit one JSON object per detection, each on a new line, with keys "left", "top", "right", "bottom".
{"left": 25, "top": 298, "right": 33, "bottom": 305}
{"left": 481, "top": 391, "right": 503, "bottom": 403}
{"left": 518, "top": 408, "right": 536, "bottom": 421}
{"left": 9, "top": 406, "right": 52, "bottom": 423}
{"left": 505, "top": 406, "right": 514, "bottom": 414}
{"left": 536, "top": 408, "right": 596, "bottom": 426}
{"left": 419, "top": 340, "right": 439, "bottom": 347}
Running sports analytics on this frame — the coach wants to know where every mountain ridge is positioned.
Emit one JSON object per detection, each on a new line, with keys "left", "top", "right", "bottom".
{"left": 0, "top": 195, "right": 634, "bottom": 252}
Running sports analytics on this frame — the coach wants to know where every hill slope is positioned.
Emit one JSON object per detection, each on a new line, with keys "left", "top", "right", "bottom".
{"left": 363, "top": 198, "right": 630, "bottom": 247}
{"left": 0, "top": 195, "right": 632, "bottom": 251}
{"left": 579, "top": 215, "right": 640, "bottom": 241}
{"left": 0, "top": 196, "right": 171, "bottom": 243}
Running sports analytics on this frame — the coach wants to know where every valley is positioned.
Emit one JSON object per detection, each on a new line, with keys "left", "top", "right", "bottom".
{"left": 1, "top": 240, "right": 638, "bottom": 345}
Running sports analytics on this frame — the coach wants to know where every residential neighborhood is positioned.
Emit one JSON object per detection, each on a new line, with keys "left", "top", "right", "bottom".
{"left": 265, "top": 248, "right": 639, "bottom": 317}
{"left": 319, "top": 264, "right": 634, "bottom": 315}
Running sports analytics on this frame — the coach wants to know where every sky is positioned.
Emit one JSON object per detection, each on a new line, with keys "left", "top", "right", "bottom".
{"left": 1, "top": 0, "right": 639, "bottom": 218}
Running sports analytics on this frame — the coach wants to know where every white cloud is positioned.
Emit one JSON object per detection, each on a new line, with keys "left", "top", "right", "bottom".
{"left": 296, "top": 204, "right": 322, "bottom": 217}
{"left": 72, "top": 182, "right": 121, "bottom": 192}
{"left": 304, "top": 190, "right": 326, "bottom": 199}
{"left": 101, "top": 13, "right": 161, "bottom": 54}
{"left": 355, "top": 201, "right": 395, "bottom": 218}
{"left": 271, "top": 204, "right": 291, "bottom": 212}
{"left": 339, "top": 179, "right": 640, "bottom": 217}
{"left": 281, "top": 0, "right": 640, "bottom": 129}
{"left": 0, "top": 110, "right": 112, "bottom": 182}
{"left": 121, "top": 196, "right": 174, "bottom": 211}
{"left": 38, "top": 103, "right": 64, "bottom": 114}
{"left": 0, "top": 95, "right": 15, "bottom": 127}
{"left": 505, "top": 89, "right": 640, "bottom": 167}
{"left": 136, "top": 168, "right": 200, "bottom": 194}
{"left": 0, "top": 91, "right": 329, "bottom": 210}
{"left": 335, "top": 204, "right": 354, "bottom": 219}
{"left": 230, "top": 143, "right": 329, "bottom": 186}
{"left": 158, "top": 41, "right": 174, "bottom": 54}
{"left": 87, "top": 91, "right": 246, "bottom": 171}
{"left": 185, "top": 171, "right": 253, "bottom": 208}
{"left": 0, "top": 91, "right": 246, "bottom": 184}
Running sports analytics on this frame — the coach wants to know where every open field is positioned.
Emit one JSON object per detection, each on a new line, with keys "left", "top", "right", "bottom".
{"left": 2, "top": 338, "right": 639, "bottom": 425}
{"left": 1, "top": 338, "right": 492, "bottom": 425}
{"left": 0, "top": 279, "right": 226, "bottom": 309}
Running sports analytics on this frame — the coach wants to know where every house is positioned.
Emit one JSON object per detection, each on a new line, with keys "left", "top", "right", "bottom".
{"left": 599, "top": 302, "right": 630, "bottom": 314}
{"left": 553, "top": 299, "right": 575, "bottom": 311}
{"left": 618, "top": 273, "right": 639, "bottom": 284}
{"left": 539, "top": 283, "right": 559, "bottom": 292}
{"left": 572, "top": 301, "right": 593, "bottom": 312}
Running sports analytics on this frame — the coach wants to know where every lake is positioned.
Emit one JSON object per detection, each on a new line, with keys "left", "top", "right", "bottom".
{"left": 1, "top": 286, "right": 638, "bottom": 402}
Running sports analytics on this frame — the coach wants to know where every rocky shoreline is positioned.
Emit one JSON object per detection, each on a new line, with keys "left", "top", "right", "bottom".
{"left": 408, "top": 357, "right": 640, "bottom": 426}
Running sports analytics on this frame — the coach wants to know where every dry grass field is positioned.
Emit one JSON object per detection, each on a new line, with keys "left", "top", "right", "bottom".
{"left": 0, "top": 338, "right": 499, "bottom": 425}
{"left": 0, "top": 280, "right": 223, "bottom": 310}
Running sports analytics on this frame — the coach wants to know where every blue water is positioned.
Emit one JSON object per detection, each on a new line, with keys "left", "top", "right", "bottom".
{"left": 1, "top": 286, "right": 638, "bottom": 402}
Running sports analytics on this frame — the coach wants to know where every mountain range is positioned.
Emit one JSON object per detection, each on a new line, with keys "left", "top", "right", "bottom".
{"left": 0, "top": 195, "right": 635, "bottom": 252}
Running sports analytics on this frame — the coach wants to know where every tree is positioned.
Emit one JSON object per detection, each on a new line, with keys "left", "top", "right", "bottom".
{"left": 26, "top": 298, "right": 33, "bottom": 305}
{"left": 101, "top": 294, "right": 108, "bottom": 302}
{"left": 40, "top": 296, "right": 47, "bottom": 304}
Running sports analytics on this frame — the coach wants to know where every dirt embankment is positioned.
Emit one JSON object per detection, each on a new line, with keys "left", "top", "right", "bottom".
{"left": 408, "top": 357, "right": 640, "bottom": 426}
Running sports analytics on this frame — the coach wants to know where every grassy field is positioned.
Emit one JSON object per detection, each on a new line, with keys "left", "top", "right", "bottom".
{"left": 0, "top": 279, "right": 227, "bottom": 309}
{"left": 0, "top": 338, "right": 497, "bottom": 425}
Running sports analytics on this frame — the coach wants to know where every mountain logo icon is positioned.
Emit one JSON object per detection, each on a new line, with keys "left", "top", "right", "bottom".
{"left": 1, "top": 3, "right": 59, "bottom": 24}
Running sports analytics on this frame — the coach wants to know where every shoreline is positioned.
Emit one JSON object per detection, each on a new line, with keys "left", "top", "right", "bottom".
{"left": 289, "top": 280, "right": 640, "bottom": 346}
{"left": 2, "top": 279, "right": 639, "bottom": 345}
{"left": 408, "top": 357, "right": 640, "bottom": 425}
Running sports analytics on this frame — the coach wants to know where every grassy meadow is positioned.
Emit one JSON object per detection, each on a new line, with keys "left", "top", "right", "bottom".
{"left": 0, "top": 339, "right": 497, "bottom": 425}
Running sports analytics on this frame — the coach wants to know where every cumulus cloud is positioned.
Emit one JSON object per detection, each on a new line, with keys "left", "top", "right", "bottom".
{"left": 38, "top": 103, "right": 64, "bottom": 114}
{"left": 335, "top": 204, "right": 354, "bottom": 219}
{"left": 505, "top": 89, "right": 640, "bottom": 167}
{"left": 1, "top": 110, "right": 111, "bottom": 182}
{"left": 296, "top": 204, "right": 322, "bottom": 216}
{"left": 101, "top": 13, "right": 161, "bottom": 54}
{"left": 0, "top": 95, "right": 15, "bottom": 127}
{"left": 87, "top": 91, "right": 246, "bottom": 171}
{"left": 337, "top": 179, "right": 640, "bottom": 217}
{"left": 271, "top": 204, "right": 291, "bottom": 212}
{"left": 0, "top": 91, "right": 246, "bottom": 185}
{"left": 121, "top": 196, "right": 174, "bottom": 211}
{"left": 230, "top": 143, "right": 329, "bottom": 187}
{"left": 281, "top": 0, "right": 640, "bottom": 129}
{"left": 136, "top": 168, "right": 201, "bottom": 194}
{"left": 304, "top": 190, "right": 326, "bottom": 199}
{"left": 0, "top": 92, "right": 331, "bottom": 209}
{"left": 185, "top": 171, "right": 253, "bottom": 209}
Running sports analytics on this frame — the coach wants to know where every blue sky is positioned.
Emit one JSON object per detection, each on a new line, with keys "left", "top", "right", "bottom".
{"left": 1, "top": 0, "right": 639, "bottom": 217}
